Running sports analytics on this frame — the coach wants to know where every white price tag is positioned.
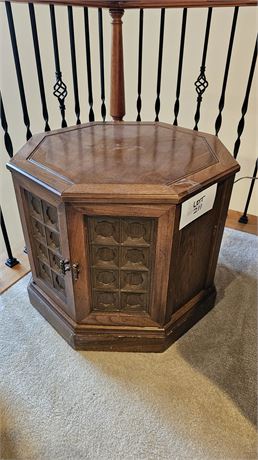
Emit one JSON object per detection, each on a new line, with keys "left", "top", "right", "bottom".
{"left": 179, "top": 183, "right": 217, "bottom": 230}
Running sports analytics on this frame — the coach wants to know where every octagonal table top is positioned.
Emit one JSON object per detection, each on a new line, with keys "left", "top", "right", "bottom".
{"left": 8, "top": 122, "right": 239, "bottom": 204}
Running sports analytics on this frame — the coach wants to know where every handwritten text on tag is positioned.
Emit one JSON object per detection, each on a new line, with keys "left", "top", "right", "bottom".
{"left": 179, "top": 183, "right": 217, "bottom": 230}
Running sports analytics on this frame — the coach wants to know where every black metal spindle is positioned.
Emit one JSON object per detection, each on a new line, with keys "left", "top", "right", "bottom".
{"left": 5, "top": 1, "right": 32, "bottom": 140}
{"left": 233, "top": 35, "right": 257, "bottom": 159}
{"left": 193, "top": 7, "right": 212, "bottom": 131}
{"left": 136, "top": 9, "right": 144, "bottom": 122}
{"left": 155, "top": 8, "right": 165, "bottom": 122}
{"left": 0, "top": 93, "right": 13, "bottom": 158}
{"left": 173, "top": 8, "right": 187, "bottom": 126}
{"left": 49, "top": 4, "right": 68, "bottom": 128}
{"left": 239, "top": 158, "right": 258, "bottom": 224}
{"left": 68, "top": 6, "right": 81, "bottom": 125}
{"left": 215, "top": 7, "right": 239, "bottom": 136}
{"left": 98, "top": 8, "right": 106, "bottom": 122}
{"left": 0, "top": 206, "right": 19, "bottom": 268}
{"left": 84, "top": 7, "right": 95, "bottom": 122}
{"left": 28, "top": 3, "right": 50, "bottom": 132}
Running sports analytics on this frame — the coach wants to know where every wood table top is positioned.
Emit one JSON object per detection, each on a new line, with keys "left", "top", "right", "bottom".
{"left": 8, "top": 122, "right": 239, "bottom": 204}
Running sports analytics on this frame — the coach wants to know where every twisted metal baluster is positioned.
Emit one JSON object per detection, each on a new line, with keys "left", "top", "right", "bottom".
{"left": 98, "top": 8, "right": 106, "bottom": 122}
{"left": 238, "top": 158, "right": 258, "bottom": 224}
{"left": 1, "top": 93, "right": 28, "bottom": 257}
{"left": 0, "top": 206, "right": 19, "bottom": 268}
{"left": 68, "top": 6, "right": 81, "bottom": 125}
{"left": 193, "top": 7, "right": 212, "bottom": 131}
{"left": 0, "top": 93, "right": 13, "bottom": 158}
{"left": 136, "top": 9, "right": 144, "bottom": 122}
{"left": 0, "top": 95, "right": 19, "bottom": 266}
{"left": 173, "top": 8, "right": 187, "bottom": 126}
{"left": 233, "top": 35, "right": 257, "bottom": 159}
{"left": 49, "top": 5, "right": 68, "bottom": 128}
{"left": 215, "top": 7, "right": 239, "bottom": 136}
{"left": 84, "top": 7, "right": 95, "bottom": 122}
{"left": 29, "top": 3, "right": 50, "bottom": 132}
{"left": 5, "top": 1, "right": 32, "bottom": 140}
{"left": 155, "top": 8, "right": 165, "bottom": 122}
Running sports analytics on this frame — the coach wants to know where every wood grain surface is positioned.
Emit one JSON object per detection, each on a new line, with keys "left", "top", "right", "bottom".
{"left": 7, "top": 122, "right": 239, "bottom": 204}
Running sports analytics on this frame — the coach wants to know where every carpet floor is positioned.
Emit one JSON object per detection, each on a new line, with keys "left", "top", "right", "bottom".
{"left": 0, "top": 228, "right": 257, "bottom": 460}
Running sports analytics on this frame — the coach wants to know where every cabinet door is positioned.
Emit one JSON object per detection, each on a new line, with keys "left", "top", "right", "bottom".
{"left": 17, "top": 184, "right": 76, "bottom": 320}
{"left": 66, "top": 203, "right": 175, "bottom": 326}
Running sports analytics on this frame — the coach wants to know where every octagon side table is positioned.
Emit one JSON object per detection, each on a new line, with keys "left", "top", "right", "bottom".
{"left": 7, "top": 121, "right": 239, "bottom": 351}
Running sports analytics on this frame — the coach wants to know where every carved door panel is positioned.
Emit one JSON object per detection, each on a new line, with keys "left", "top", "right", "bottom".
{"left": 22, "top": 189, "right": 75, "bottom": 318}
{"left": 67, "top": 203, "right": 175, "bottom": 326}
{"left": 87, "top": 216, "right": 155, "bottom": 314}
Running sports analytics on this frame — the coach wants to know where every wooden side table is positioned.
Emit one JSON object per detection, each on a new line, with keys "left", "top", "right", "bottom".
{"left": 7, "top": 121, "right": 239, "bottom": 351}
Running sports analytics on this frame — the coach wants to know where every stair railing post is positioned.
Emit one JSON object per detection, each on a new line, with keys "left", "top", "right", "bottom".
{"left": 109, "top": 8, "right": 125, "bottom": 121}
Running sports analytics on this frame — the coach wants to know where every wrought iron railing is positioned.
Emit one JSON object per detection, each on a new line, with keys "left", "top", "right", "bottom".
{"left": 0, "top": 0, "right": 257, "bottom": 267}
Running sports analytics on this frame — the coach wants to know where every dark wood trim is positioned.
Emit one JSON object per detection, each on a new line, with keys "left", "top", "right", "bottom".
{"left": 2, "top": 0, "right": 256, "bottom": 9}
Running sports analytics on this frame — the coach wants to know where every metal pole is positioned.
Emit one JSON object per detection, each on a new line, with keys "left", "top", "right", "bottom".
{"left": 239, "top": 158, "right": 258, "bottom": 224}
{"left": 0, "top": 206, "right": 19, "bottom": 268}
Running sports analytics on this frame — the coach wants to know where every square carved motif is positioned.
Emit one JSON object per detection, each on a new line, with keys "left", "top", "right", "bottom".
{"left": 87, "top": 216, "right": 156, "bottom": 313}
{"left": 25, "top": 190, "right": 66, "bottom": 300}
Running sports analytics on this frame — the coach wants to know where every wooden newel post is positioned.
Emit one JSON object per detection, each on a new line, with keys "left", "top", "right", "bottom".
{"left": 109, "top": 8, "right": 125, "bottom": 121}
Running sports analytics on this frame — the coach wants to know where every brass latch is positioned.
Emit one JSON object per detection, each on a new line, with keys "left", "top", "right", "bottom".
{"left": 72, "top": 263, "right": 80, "bottom": 281}
{"left": 59, "top": 259, "right": 80, "bottom": 281}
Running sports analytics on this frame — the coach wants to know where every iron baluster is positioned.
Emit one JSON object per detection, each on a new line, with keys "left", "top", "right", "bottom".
{"left": 233, "top": 35, "right": 257, "bottom": 159}
{"left": 239, "top": 158, "right": 258, "bottom": 224}
{"left": 5, "top": 1, "right": 32, "bottom": 141}
{"left": 84, "top": 7, "right": 95, "bottom": 122}
{"left": 0, "top": 93, "right": 13, "bottom": 158}
{"left": 0, "top": 206, "right": 19, "bottom": 268}
{"left": 28, "top": 3, "right": 50, "bottom": 132}
{"left": 68, "top": 6, "right": 81, "bottom": 125}
{"left": 215, "top": 7, "right": 239, "bottom": 136}
{"left": 136, "top": 9, "right": 144, "bottom": 122}
{"left": 98, "top": 8, "right": 106, "bottom": 122}
{"left": 193, "top": 7, "right": 213, "bottom": 131}
{"left": 173, "top": 8, "right": 187, "bottom": 126}
{"left": 155, "top": 8, "right": 165, "bottom": 122}
{"left": 49, "top": 4, "right": 68, "bottom": 128}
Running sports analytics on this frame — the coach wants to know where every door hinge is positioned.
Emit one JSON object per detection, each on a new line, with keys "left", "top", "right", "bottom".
{"left": 59, "top": 259, "right": 70, "bottom": 275}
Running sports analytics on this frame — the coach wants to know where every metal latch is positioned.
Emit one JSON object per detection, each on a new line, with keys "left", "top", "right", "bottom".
{"left": 59, "top": 259, "right": 80, "bottom": 281}
{"left": 59, "top": 259, "right": 70, "bottom": 275}
{"left": 72, "top": 263, "right": 80, "bottom": 281}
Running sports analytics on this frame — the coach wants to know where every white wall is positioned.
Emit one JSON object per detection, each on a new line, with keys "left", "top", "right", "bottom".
{"left": 0, "top": 3, "right": 257, "bottom": 254}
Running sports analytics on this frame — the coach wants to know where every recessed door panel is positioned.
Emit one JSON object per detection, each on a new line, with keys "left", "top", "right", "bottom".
{"left": 87, "top": 216, "right": 155, "bottom": 313}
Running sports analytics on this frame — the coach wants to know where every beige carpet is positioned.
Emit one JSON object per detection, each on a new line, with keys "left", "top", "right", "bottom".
{"left": 0, "top": 228, "right": 257, "bottom": 460}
